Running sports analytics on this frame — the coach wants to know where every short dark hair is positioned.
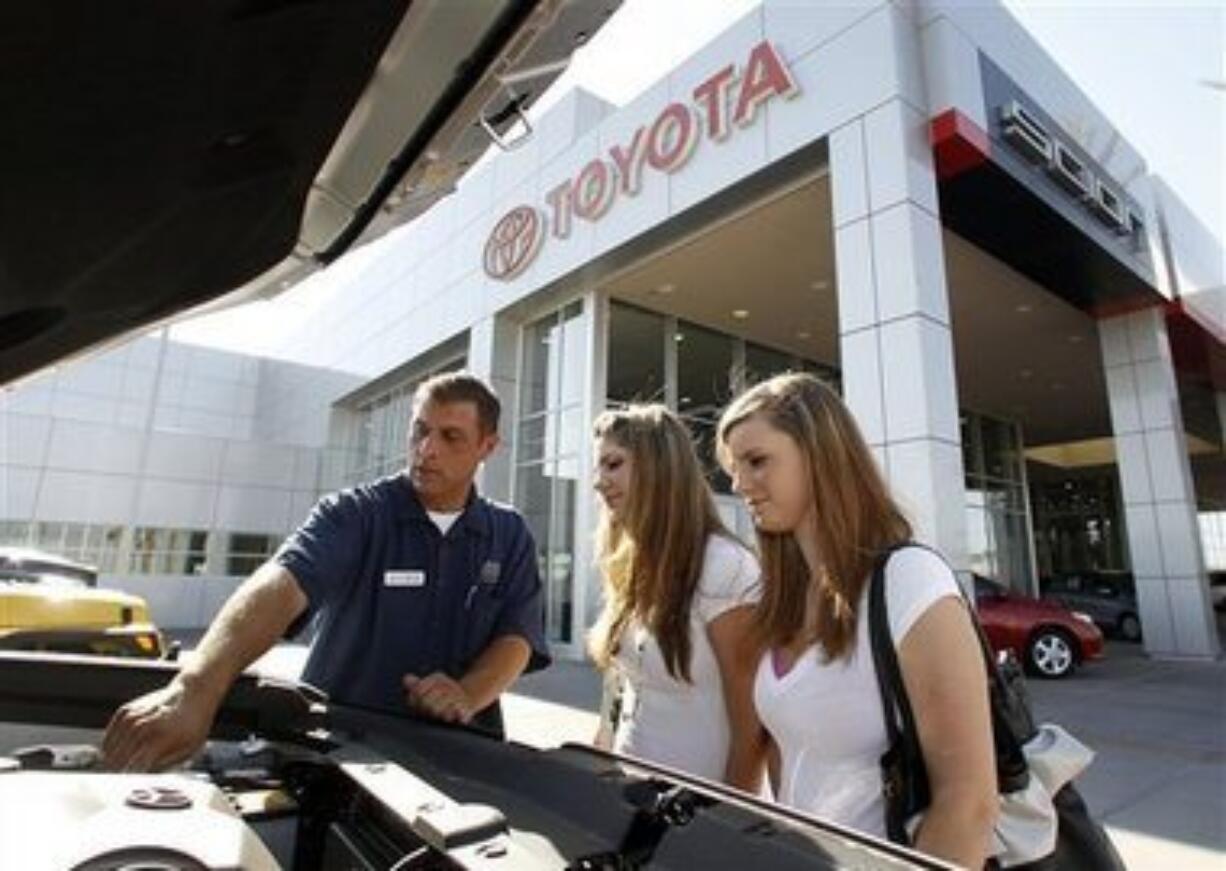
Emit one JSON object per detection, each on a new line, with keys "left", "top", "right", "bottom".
{"left": 413, "top": 371, "right": 501, "bottom": 435}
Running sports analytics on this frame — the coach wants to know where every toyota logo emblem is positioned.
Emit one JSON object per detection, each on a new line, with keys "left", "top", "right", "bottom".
{"left": 484, "top": 206, "right": 544, "bottom": 280}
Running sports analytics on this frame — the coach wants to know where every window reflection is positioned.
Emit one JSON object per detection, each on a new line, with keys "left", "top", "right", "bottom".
{"left": 608, "top": 303, "right": 666, "bottom": 405}
{"left": 515, "top": 304, "right": 585, "bottom": 644}
{"left": 605, "top": 302, "right": 840, "bottom": 496}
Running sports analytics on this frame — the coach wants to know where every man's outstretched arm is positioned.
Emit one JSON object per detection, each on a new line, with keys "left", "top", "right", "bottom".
{"left": 101, "top": 562, "right": 309, "bottom": 771}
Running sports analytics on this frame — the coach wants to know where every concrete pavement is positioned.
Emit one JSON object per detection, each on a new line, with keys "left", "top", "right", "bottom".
{"left": 1024, "top": 642, "right": 1225, "bottom": 870}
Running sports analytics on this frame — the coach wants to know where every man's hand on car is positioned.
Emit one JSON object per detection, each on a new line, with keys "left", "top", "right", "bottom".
{"left": 101, "top": 677, "right": 219, "bottom": 772}
{"left": 403, "top": 672, "right": 475, "bottom": 724}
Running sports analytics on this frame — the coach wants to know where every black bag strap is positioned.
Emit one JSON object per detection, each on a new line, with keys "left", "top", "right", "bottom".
{"left": 868, "top": 543, "right": 922, "bottom": 763}
{"left": 868, "top": 545, "right": 1032, "bottom": 814}
{"left": 868, "top": 542, "right": 930, "bottom": 844}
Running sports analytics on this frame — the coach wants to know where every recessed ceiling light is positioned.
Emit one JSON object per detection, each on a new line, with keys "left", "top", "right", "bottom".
{"left": 674, "top": 333, "right": 684, "bottom": 342}
{"left": 1019, "top": 369, "right": 1033, "bottom": 379}
{"left": 654, "top": 283, "right": 676, "bottom": 295}
{"left": 810, "top": 280, "right": 830, "bottom": 291}
{"left": 796, "top": 331, "right": 811, "bottom": 340}
{"left": 732, "top": 309, "right": 749, "bottom": 320}
{"left": 1015, "top": 304, "right": 1032, "bottom": 313}
{"left": 1068, "top": 334, "right": 1084, "bottom": 343}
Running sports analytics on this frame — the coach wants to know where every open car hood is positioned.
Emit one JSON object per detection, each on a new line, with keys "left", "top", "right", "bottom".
{"left": 0, "top": 651, "right": 951, "bottom": 869}
{"left": 0, "top": 0, "right": 617, "bottom": 385}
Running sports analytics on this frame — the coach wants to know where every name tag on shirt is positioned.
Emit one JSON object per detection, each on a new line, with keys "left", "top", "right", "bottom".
{"left": 385, "top": 570, "right": 426, "bottom": 588}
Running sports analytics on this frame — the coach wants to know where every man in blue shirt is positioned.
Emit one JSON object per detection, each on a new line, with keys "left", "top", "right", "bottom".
{"left": 102, "top": 373, "right": 550, "bottom": 769}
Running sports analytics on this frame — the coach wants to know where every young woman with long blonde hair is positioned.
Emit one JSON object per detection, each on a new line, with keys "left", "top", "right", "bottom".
{"left": 590, "top": 404, "right": 765, "bottom": 790}
{"left": 717, "top": 373, "right": 997, "bottom": 867}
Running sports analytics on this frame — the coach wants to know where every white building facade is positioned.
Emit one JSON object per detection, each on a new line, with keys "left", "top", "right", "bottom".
{"left": 3, "top": 0, "right": 1222, "bottom": 658}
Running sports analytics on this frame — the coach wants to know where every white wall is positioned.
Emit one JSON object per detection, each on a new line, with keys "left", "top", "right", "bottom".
{"left": 1, "top": 334, "right": 342, "bottom": 629}
{"left": 2, "top": 412, "right": 321, "bottom": 536}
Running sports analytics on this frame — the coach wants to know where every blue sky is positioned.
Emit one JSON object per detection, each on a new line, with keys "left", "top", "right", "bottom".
{"left": 172, "top": 0, "right": 1223, "bottom": 350}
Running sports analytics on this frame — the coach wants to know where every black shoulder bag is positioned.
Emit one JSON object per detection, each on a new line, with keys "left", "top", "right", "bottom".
{"left": 868, "top": 544, "right": 1126, "bottom": 870}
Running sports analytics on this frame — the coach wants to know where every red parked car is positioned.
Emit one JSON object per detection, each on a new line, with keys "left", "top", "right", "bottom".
{"left": 973, "top": 574, "right": 1104, "bottom": 678}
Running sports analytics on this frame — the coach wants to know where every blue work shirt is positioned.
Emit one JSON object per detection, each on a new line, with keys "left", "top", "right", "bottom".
{"left": 274, "top": 473, "right": 551, "bottom": 736}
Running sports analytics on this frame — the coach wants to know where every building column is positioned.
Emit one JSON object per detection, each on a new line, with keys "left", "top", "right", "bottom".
{"left": 1100, "top": 306, "right": 1219, "bottom": 658}
{"left": 831, "top": 98, "right": 968, "bottom": 572}
{"left": 575, "top": 289, "right": 608, "bottom": 638}
{"left": 467, "top": 314, "right": 520, "bottom": 503}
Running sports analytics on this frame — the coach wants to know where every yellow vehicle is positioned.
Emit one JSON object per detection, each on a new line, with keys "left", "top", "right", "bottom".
{"left": 0, "top": 548, "right": 164, "bottom": 658}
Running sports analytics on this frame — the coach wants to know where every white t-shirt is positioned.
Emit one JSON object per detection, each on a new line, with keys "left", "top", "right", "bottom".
{"left": 753, "top": 546, "right": 962, "bottom": 838}
{"left": 427, "top": 510, "right": 461, "bottom": 536}
{"left": 611, "top": 534, "right": 761, "bottom": 781}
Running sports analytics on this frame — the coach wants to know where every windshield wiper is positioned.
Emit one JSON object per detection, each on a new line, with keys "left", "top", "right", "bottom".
{"left": 569, "top": 779, "right": 715, "bottom": 871}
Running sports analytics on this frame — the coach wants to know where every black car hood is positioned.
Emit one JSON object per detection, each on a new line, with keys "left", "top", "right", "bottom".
{"left": 0, "top": 651, "right": 951, "bottom": 869}
{"left": 0, "top": 0, "right": 615, "bottom": 384}
{"left": 1, "top": 2, "right": 407, "bottom": 382}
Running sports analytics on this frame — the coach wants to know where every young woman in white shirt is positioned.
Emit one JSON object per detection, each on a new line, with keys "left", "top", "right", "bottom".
{"left": 589, "top": 404, "right": 766, "bottom": 791}
{"left": 716, "top": 373, "right": 997, "bottom": 868}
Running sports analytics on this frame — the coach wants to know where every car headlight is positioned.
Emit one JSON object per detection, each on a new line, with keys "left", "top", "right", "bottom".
{"left": 1072, "top": 611, "right": 1095, "bottom": 625}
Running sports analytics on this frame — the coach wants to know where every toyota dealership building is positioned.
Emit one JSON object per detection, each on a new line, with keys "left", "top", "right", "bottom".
{"left": 3, "top": 0, "right": 1223, "bottom": 660}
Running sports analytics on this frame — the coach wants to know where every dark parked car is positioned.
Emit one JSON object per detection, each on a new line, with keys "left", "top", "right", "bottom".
{"left": 1040, "top": 571, "right": 1142, "bottom": 642}
{"left": 974, "top": 574, "right": 1104, "bottom": 679}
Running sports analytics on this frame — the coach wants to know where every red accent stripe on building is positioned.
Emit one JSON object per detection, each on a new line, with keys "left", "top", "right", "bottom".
{"left": 1167, "top": 300, "right": 1226, "bottom": 391}
{"left": 929, "top": 109, "right": 990, "bottom": 181}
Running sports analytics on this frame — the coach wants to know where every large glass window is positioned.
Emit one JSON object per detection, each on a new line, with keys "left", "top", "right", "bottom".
{"left": 743, "top": 342, "right": 794, "bottom": 387}
{"left": 607, "top": 303, "right": 666, "bottom": 405}
{"left": 743, "top": 341, "right": 842, "bottom": 394}
{"left": 130, "top": 527, "right": 209, "bottom": 575}
{"left": 604, "top": 302, "right": 841, "bottom": 495}
{"left": 516, "top": 301, "right": 585, "bottom": 643}
{"left": 1, "top": 521, "right": 125, "bottom": 573}
{"left": 226, "top": 532, "right": 279, "bottom": 577}
{"left": 1, "top": 522, "right": 289, "bottom": 578}
{"left": 1030, "top": 472, "right": 1127, "bottom": 576}
{"left": 1200, "top": 512, "right": 1226, "bottom": 570}
{"left": 676, "top": 320, "right": 735, "bottom": 491}
{"left": 676, "top": 320, "right": 734, "bottom": 421}
{"left": 0, "top": 521, "right": 30, "bottom": 548}
{"left": 962, "top": 413, "right": 1034, "bottom": 591}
